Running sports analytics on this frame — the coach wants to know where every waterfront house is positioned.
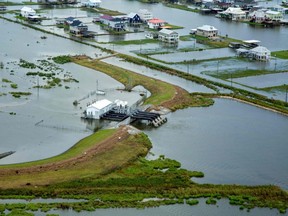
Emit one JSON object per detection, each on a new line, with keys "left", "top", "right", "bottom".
{"left": 248, "top": 10, "right": 266, "bottom": 23}
{"left": 265, "top": 10, "right": 283, "bottom": 21}
{"left": 218, "top": 7, "right": 247, "bottom": 20}
{"left": 195, "top": 25, "right": 218, "bottom": 38}
{"left": 127, "top": 13, "right": 142, "bottom": 25}
{"left": 250, "top": 46, "right": 271, "bottom": 61}
{"left": 69, "top": 19, "right": 88, "bottom": 36}
{"left": 138, "top": 9, "right": 153, "bottom": 22}
{"left": 65, "top": 16, "right": 76, "bottom": 25}
{"left": 20, "top": 6, "right": 36, "bottom": 18}
{"left": 0, "top": 6, "right": 7, "bottom": 11}
{"left": 82, "top": 0, "right": 101, "bottom": 7}
{"left": 99, "top": 15, "right": 127, "bottom": 31}
{"left": 158, "top": 29, "right": 179, "bottom": 43}
{"left": 147, "top": 18, "right": 166, "bottom": 29}
{"left": 85, "top": 99, "right": 114, "bottom": 119}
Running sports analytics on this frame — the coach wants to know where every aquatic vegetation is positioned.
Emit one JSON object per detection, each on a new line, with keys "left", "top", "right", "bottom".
{"left": 9, "top": 91, "right": 31, "bottom": 98}
{"left": 19, "top": 59, "right": 36, "bottom": 69}
{"left": 52, "top": 55, "right": 72, "bottom": 64}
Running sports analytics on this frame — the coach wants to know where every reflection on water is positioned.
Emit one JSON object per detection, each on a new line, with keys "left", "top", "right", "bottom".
{"left": 142, "top": 99, "right": 288, "bottom": 190}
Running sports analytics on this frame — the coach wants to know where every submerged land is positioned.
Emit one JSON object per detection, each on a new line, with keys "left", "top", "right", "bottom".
{"left": 0, "top": 55, "right": 287, "bottom": 216}
{"left": 0, "top": 2, "right": 288, "bottom": 216}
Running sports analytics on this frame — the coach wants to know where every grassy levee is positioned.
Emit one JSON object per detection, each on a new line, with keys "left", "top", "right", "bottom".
{"left": 72, "top": 56, "right": 214, "bottom": 110}
{"left": 0, "top": 128, "right": 152, "bottom": 188}
{"left": 272, "top": 50, "right": 288, "bottom": 59}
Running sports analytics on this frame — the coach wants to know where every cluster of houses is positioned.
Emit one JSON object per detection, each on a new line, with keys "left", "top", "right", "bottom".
{"left": 190, "top": 24, "right": 271, "bottom": 61}
{"left": 216, "top": 6, "right": 287, "bottom": 25}
{"left": 92, "top": 9, "right": 179, "bottom": 43}
{"left": 197, "top": 0, "right": 288, "bottom": 25}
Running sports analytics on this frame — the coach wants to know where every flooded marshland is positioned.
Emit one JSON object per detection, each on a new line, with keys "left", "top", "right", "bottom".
{"left": 0, "top": 0, "right": 288, "bottom": 215}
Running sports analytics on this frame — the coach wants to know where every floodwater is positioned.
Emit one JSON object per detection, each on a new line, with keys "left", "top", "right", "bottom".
{"left": 1, "top": 1, "right": 288, "bottom": 215}
{"left": 234, "top": 71, "right": 288, "bottom": 88}
{"left": 142, "top": 99, "right": 288, "bottom": 190}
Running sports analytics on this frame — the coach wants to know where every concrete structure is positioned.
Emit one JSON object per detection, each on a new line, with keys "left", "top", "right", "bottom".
{"left": 196, "top": 25, "right": 218, "bottom": 38}
{"left": 85, "top": 99, "right": 114, "bottom": 119}
{"left": 158, "top": 29, "right": 179, "bottom": 43}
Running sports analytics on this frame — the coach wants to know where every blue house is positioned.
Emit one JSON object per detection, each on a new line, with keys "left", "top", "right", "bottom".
{"left": 127, "top": 13, "right": 142, "bottom": 25}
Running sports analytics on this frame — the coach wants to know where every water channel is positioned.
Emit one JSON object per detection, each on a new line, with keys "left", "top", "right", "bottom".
{"left": 0, "top": 1, "right": 288, "bottom": 215}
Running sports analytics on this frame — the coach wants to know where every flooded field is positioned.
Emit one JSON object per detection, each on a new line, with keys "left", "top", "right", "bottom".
{"left": 0, "top": 1, "right": 288, "bottom": 215}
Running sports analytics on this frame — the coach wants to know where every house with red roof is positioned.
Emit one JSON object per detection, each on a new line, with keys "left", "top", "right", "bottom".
{"left": 147, "top": 18, "right": 166, "bottom": 29}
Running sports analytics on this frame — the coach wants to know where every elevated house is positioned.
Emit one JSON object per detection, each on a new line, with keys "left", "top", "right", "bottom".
{"left": 236, "top": 45, "right": 270, "bottom": 61}
{"left": 20, "top": 6, "right": 36, "bottom": 18}
{"left": 69, "top": 19, "right": 88, "bottom": 36}
{"left": 158, "top": 29, "right": 179, "bottom": 43}
{"left": 0, "top": 6, "right": 7, "bottom": 11}
{"left": 147, "top": 18, "right": 166, "bottom": 29}
{"left": 65, "top": 16, "right": 76, "bottom": 25}
{"left": 195, "top": 25, "right": 218, "bottom": 38}
{"left": 138, "top": 9, "right": 153, "bottom": 22}
{"left": 99, "top": 15, "right": 127, "bottom": 31}
{"left": 218, "top": 7, "right": 247, "bottom": 21}
{"left": 127, "top": 13, "right": 142, "bottom": 26}
{"left": 82, "top": 0, "right": 101, "bottom": 7}
{"left": 265, "top": 10, "right": 283, "bottom": 21}
{"left": 250, "top": 46, "right": 271, "bottom": 61}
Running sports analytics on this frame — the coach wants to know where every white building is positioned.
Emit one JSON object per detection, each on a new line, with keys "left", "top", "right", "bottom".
{"left": 138, "top": 9, "right": 153, "bottom": 22}
{"left": 20, "top": 6, "right": 36, "bottom": 18}
{"left": 82, "top": 0, "right": 101, "bottom": 7}
{"left": 265, "top": 10, "right": 283, "bottom": 21}
{"left": 196, "top": 25, "right": 218, "bottom": 38}
{"left": 85, "top": 99, "right": 114, "bottom": 119}
{"left": 250, "top": 46, "right": 271, "bottom": 61}
{"left": 219, "top": 7, "right": 247, "bottom": 21}
{"left": 147, "top": 18, "right": 166, "bottom": 29}
{"left": 158, "top": 29, "right": 179, "bottom": 43}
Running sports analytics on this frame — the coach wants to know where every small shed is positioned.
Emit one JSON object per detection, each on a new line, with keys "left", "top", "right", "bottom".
{"left": 21, "top": 6, "right": 36, "bottom": 18}
{"left": 85, "top": 99, "right": 114, "bottom": 119}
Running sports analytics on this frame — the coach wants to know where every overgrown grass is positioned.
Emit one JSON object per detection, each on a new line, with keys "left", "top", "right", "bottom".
{"left": 204, "top": 68, "right": 286, "bottom": 79}
{"left": 110, "top": 39, "right": 157, "bottom": 45}
{"left": 272, "top": 50, "right": 288, "bottom": 59}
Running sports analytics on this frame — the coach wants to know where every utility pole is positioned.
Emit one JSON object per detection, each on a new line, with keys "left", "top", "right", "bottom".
{"left": 285, "top": 84, "right": 287, "bottom": 103}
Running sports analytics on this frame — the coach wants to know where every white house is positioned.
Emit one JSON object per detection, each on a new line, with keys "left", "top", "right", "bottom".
{"left": 196, "top": 25, "right": 218, "bottom": 38}
{"left": 147, "top": 18, "right": 166, "bottom": 29}
{"left": 20, "top": 6, "right": 36, "bottom": 18}
{"left": 158, "top": 29, "right": 179, "bottom": 43}
{"left": 218, "top": 7, "right": 247, "bottom": 21}
{"left": 82, "top": 0, "right": 101, "bottom": 7}
{"left": 265, "top": 10, "right": 283, "bottom": 21}
{"left": 250, "top": 46, "right": 271, "bottom": 61}
{"left": 138, "top": 9, "right": 153, "bottom": 22}
{"left": 85, "top": 99, "right": 114, "bottom": 119}
{"left": 248, "top": 10, "right": 266, "bottom": 23}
